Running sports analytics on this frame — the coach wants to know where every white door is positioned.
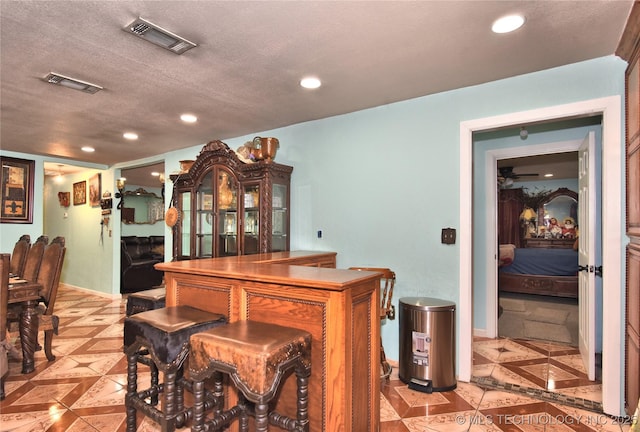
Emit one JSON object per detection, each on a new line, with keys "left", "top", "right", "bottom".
{"left": 578, "top": 131, "right": 596, "bottom": 380}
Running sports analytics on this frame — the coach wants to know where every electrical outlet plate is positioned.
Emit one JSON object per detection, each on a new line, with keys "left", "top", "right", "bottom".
{"left": 441, "top": 228, "right": 456, "bottom": 244}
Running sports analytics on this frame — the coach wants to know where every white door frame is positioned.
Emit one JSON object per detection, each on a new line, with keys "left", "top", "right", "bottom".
{"left": 458, "top": 96, "right": 623, "bottom": 416}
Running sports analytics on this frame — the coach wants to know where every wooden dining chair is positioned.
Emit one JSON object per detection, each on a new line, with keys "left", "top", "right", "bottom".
{"left": 7, "top": 239, "right": 65, "bottom": 362}
{"left": 348, "top": 267, "right": 396, "bottom": 379}
{"left": 9, "top": 235, "right": 30, "bottom": 278}
{"left": 33, "top": 240, "right": 66, "bottom": 361}
{"left": 1, "top": 253, "right": 11, "bottom": 400}
{"left": 21, "top": 235, "right": 48, "bottom": 282}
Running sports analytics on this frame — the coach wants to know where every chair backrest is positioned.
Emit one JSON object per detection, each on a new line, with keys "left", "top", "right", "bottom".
{"left": 121, "top": 236, "right": 141, "bottom": 260}
{"left": 348, "top": 267, "right": 396, "bottom": 319}
{"left": 22, "top": 235, "right": 49, "bottom": 282}
{"left": 9, "top": 234, "right": 30, "bottom": 277}
{"left": 50, "top": 236, "right": 65, "bottom": 247}
{"left": 36, "top": 242, "right": 66, "bottom": 314}
{"left": 0, "top": 254, "right": 10, "bottom": 340}
{"left": 120, "top": 240, "right": 133, "bottom": 270}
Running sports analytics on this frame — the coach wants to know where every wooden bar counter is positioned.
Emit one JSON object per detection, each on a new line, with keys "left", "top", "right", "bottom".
{"left": 156, "top": 251, "right": 381, "bottom": 432}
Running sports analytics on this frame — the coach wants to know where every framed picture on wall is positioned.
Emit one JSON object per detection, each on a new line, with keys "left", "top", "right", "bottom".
{"left": 0, "top": 156, "right": 34, "bottom": 224}
{"left": 58, "top": 191, "right": 70, "bottom": 207}
{"left": 89, "top": 173, "right": 101, "bottom": 207}
{"left": 73, "top": 181, "right": 87, "bottom": 205}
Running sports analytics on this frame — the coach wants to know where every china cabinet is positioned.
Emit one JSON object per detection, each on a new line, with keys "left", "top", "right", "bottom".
{"left": 617, "top": 2, "right": 640, "bottom": 416}
{"left": 170, "top": 140, "right": 292, "bottom": 261}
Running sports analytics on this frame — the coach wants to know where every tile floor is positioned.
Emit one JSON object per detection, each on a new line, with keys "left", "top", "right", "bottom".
{"left": 0, "top": 285, "right": 633, "bottom": 431}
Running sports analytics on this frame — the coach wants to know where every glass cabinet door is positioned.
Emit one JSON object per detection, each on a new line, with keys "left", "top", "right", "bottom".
{"left": 196, "top": 172, "right": 214, "bottom": 258}
{"left": 178, "top": 191, "right": 191, "bottom": 259}
{"left": 243, "top": 184, "right": 260, "bottom": 255}
{"left": 217, "top": 168, "right": 238, "bottom": 256}
{"left": 272, "top": 183, "right": 288, "bottom": 251}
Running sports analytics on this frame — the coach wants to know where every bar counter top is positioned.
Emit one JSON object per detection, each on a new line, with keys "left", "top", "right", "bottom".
{"left": 155, "top": 250, "right": 380, "bottom": 291}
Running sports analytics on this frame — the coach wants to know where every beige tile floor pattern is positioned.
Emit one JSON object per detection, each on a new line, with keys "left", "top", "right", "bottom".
{"left": 0, "top": 285, "right": 633, "bottom": 431}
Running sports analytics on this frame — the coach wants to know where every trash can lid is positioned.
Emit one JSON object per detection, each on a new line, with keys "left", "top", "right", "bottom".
{"left": 399, "top": 297, "right": 456, "bottom": 311}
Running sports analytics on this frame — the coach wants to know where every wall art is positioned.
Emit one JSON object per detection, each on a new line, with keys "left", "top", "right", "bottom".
{"left": 0, "top": 156, "right": 34, "bottom": 224}
{"left": 73, "top": 180, "right": 87, "bottom": 205}
{"left": 89, "top": 173, "right": 101, "bottom": 207}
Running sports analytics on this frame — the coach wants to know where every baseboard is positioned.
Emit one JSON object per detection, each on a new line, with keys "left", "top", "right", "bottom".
{"left": 473, "top": 328, "right": 488, "bottom": 338}
{"left": 60, "top": 283, "right": 122, "bottom": 300}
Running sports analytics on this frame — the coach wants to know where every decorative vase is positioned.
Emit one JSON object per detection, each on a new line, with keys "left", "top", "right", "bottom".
{"left": 250, "top": 137, "right": 279, "bottom": 162}
{"left": 179, "top": 160, "right": 194, "bottom": 173}
{"left": 260, "top": 137, "right": 279, "bottom": 162}
{"left": 218, "top": 172, "right": 234, "bottom": 209}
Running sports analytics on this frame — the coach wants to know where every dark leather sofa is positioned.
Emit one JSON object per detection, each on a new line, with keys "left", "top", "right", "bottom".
{"left": 120, "top": 236, "right": 164, "bottom": 294}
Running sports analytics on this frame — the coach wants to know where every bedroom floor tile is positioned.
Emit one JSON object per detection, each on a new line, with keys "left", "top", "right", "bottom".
{"left": 1, "top": 285, "right": 630, "bottom": 431}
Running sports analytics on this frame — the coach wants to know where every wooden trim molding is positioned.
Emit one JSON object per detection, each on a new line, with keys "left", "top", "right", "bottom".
{"left": 616, "top": 1, "right": 640, "bottom": 62}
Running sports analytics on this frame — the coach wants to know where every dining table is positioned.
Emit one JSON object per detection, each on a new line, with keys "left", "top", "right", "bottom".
{"left": 7, "top": 277, "right": 41, "bottom": 374}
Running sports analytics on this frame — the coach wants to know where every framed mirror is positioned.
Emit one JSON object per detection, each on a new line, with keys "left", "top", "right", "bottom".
{"left": 538, "top": 187, "right": 578, "bottom": 238}
{"left": 121, "top": 188, "right": 164, "bottom": 224}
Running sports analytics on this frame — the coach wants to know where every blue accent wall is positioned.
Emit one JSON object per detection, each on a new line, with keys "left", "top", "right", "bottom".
{"left": 0, "top": 56, "right": 627, "bottom": 363}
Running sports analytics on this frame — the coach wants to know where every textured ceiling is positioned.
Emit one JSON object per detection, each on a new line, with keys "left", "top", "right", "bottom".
{"left": 0, "top": 1, "right": 633, "bottom": 176}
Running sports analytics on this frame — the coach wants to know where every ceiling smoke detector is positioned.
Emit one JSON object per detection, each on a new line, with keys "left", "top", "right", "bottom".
{"left": 44, "top": 72, "right": 103, "bottom": 94}
{"left": 123, "top": 17, "right": 196, "bottom": 54}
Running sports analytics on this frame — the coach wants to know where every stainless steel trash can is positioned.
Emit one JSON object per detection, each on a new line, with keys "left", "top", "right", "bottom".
{"left": 398, "top": 297, "right": 456, "bottom": 393}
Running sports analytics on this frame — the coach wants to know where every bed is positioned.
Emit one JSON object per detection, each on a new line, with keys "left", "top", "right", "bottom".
{"left": 498, "top": 244, "right": 579, "bottom": 298}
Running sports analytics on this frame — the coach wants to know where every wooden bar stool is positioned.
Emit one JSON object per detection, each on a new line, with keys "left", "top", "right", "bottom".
{"left": 125, "top": 287, "right": 166, "bottom": 316}
{"left": 124, "top": 286, "right": 167, "bottom": 412}
{"left": 124, "top": 306, "right": 226, "bottom": 432}
{"left": 189, "top": 321, "right": 312, "bottom": 432}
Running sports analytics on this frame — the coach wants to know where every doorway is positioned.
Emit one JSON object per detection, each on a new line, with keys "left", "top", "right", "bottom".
{"left": 495, "top": 149, "right": 582, "bottom": 347}
{"left": 118, "top": 162, "right": 166, "bottom": 294}
{"left": 458, "top": 96, "right": 623, "bottom": 416}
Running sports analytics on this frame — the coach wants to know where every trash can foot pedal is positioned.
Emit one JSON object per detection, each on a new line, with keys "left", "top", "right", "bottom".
{"left": 409, "top": 378, "right": 433, "bottom": 394}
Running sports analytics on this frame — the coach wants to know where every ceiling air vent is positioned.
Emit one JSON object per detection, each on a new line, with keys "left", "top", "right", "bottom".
{"left": 44, "top": 73, "right": 103, "bottom": 94}
{"left": 124, "top": 17, "right": 196, "bottom": 55}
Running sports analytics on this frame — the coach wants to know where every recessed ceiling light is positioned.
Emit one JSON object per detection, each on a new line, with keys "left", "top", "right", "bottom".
{"left": 123, "top": 132, "right": 139, "bottom": 140}
{"left": 44, "top": 72, "right": 103, "bottom": 94}
{"left": 180, "top": 113, "right": 198, "bottom": 123}
{"left": 151, "top": 172, "right": 160, "bottom": 177}
{"left": 300, "top": 77, "right": 321, "bottom": 89}
{"left": 123, "top": 17, "right": 197, "bottom": 55}
{"left": 81, "top": 146, "right": 95, "bottom": 153}
{"left": 544, "top": 173, "right": 554, "bottom": 178}
{"left": 492, "top": 14, "right": 525, "bottom": 34}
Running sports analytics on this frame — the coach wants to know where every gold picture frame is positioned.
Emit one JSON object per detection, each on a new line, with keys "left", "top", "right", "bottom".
{"left": 89, "top": 173, "right": 101, "bottom": 207}
{"left": 0, "top": 156, "right": 34, "bottom": 224}
{"left": 73, "top": 181, "right": 87, "bottom": 205}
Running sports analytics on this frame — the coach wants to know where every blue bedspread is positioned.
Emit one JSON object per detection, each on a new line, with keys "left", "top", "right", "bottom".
{"left": 500, "top": 248, "right": 578, "bottom": 276}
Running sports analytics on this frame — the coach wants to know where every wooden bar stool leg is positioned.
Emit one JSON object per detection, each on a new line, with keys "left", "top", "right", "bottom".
{"left": 297, "top": 365, "right": 310, "bottom": 431}
{"left": 150, "top": 360, "right": 159, "bottom": 406}
{"left": 175, "top": 367, "right": 184, "bottom": 414}
{"left": 238, "top": 393, "right": 249, "bottom": 432}
{"left": 126, "top": 353, "right": 138, "bottom": 432}
{"left": 191, "top": 378, "right": 206, "bottom": 432}
{"left": 254, "top": 402, "right": 269, "bottom": 432}
{"left": 163, "top": 369, "right": 177, "bottom": 427}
